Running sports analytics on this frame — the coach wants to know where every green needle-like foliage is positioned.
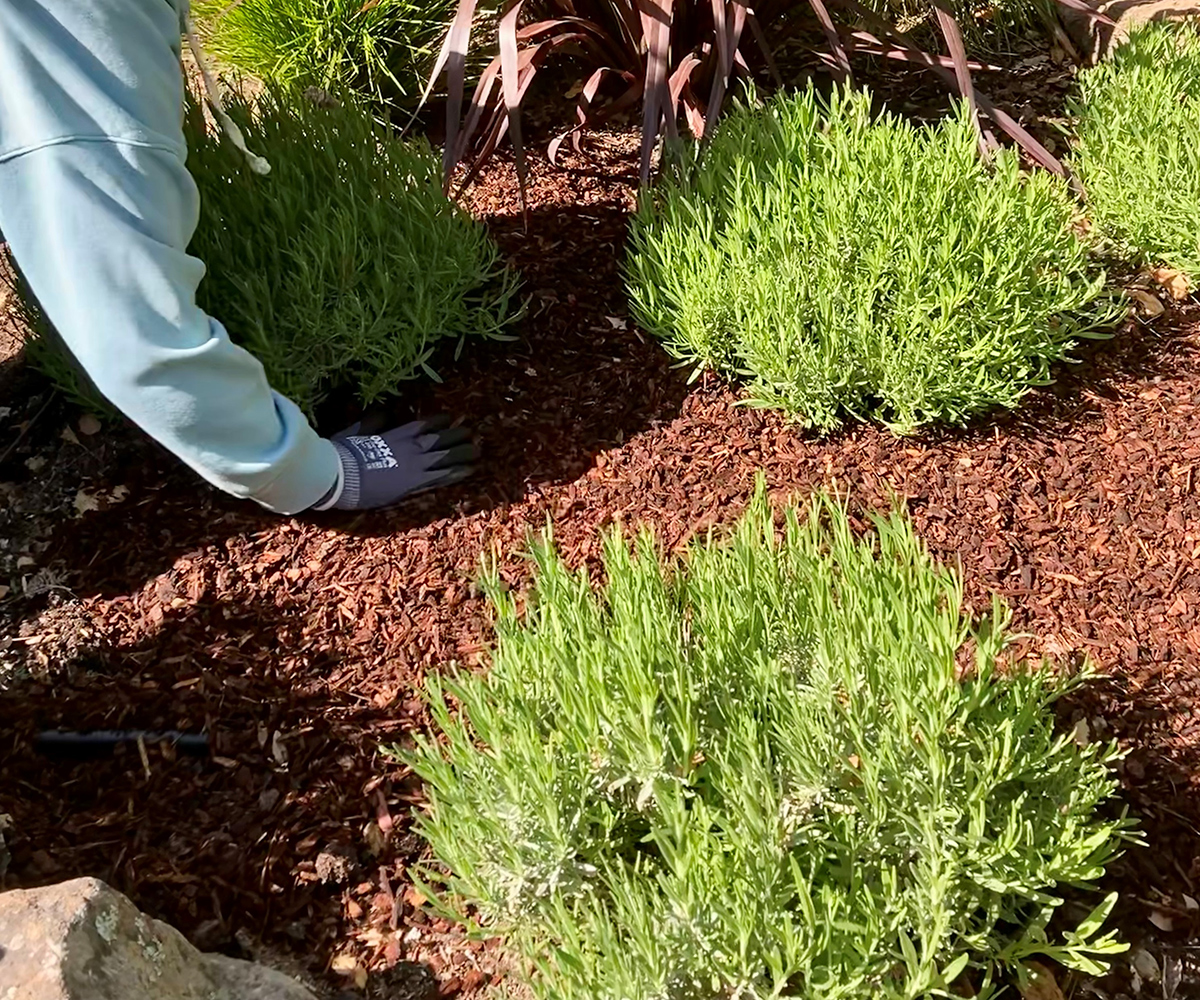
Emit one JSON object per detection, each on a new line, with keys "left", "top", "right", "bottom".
{"left": 1070, "top": 21, "right": 1200, "bottom": 278}
{"left": 3, "top": 255, "right": 109, "bottom": 414}
{"left": 191, "top": 0, "right": 456, "bottom": 110}
{"left": 184, "top": 87, "right": 520, "bottom": 417}
{"left": 626, "top": 85, "right": 1120, "bottom": 434}
{"left": 396, "top": 482, "right": 1136, "bottom": 1000}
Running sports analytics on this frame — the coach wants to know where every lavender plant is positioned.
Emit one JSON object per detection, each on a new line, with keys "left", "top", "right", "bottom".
{"left": 184, "top": 86, "right": 520, "bottom": 417}
{"left": 396, "top": 482, "right": 1135, "bottom": 1000}
{"left": 1071, "top": 21, "right": 1200, "bottom": 278}
{"left": 627, "top": 85, "right": 1120, "bottom": 433}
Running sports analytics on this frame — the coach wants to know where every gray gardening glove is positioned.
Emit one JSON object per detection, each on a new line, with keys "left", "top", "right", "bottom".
{"left": 312, "top": 416, "right": 475, "bottom": 511}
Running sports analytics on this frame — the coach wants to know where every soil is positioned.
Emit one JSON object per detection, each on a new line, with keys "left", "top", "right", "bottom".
{"left": 3, "top": 40, "right": 1200, "bottom": 1000}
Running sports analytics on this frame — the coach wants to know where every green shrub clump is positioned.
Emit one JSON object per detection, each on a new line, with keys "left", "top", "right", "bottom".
{"left": 192, "top": 0, "right": 456, "bottom": 109}
{"left": 185, "top": 88, "right": 518, "bottom": 417}
{"left": 1071, "top": 21, "right": 1200, "bottom": 277}
{"left": 398, "top": 484, "right": 1134, "bottom": 1000}
{"left": 627, "top": 86, "right": 1117, "bottom": 434}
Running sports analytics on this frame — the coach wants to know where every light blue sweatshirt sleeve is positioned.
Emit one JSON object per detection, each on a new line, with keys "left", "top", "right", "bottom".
{"left": 0, "top": 0, "right": 341, "bottom": 514}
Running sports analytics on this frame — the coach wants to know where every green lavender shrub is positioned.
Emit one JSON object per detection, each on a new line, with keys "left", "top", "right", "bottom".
{"left": 184, "top": 87, "right": 519, "bottom": 417}
{"left": 626, "top": 85, "right": 1119, "bottom": 434}
{"left": 396, "top": 482, "right": 1136, "bottom": 1000}
{"left": 191, "top": 0, "right": 457, "bottom": 110}
{"left": 2, "top": 252, "right": 111, "bottom": 414}
{"left": 1070, "top": 21, "right": 1200, "bottom": 277}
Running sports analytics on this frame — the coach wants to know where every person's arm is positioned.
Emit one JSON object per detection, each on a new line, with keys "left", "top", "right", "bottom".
{"left": 1, "top": 0, "right": 475, "bottom": 514}
{"left": 0, "top": 0, "right": 339, "bottom": 514}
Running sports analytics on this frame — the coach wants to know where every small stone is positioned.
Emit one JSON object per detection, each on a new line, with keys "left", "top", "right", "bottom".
{"left": 315, "top": 844, "right": 358, "bottom": 885}
{"left": 1132, "top": 947, "right": 1161, "bottom": 983}
{"left": 1150, "top": 909, "right": 1175, "bottom": 932}
{"left": 363, "top": 821, "right": 387, "bottom": 856}
{"left": 270, "top": 730, "right": 288, "bottom": 767}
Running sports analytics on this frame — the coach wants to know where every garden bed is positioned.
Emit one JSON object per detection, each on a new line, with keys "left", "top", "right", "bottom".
{"left": 4, "top": 122, "right": 1200, "bottom": 1000}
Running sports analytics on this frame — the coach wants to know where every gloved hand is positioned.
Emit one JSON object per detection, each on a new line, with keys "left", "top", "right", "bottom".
{"left": 312, "top": 416, "right": 475, "bottom": 511}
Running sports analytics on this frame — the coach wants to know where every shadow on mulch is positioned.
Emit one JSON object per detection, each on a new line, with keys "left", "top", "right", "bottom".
{"left": 317, "top": 197, "right": 690, "bottom": 540}
{"left": 0, "top": 594, "right": 433, "bottom": 978}
{"left": 918, "top": 307, "right": 1190, "bottom": 452}
{"left": 1054, "top": 668, "right": 1200, "bottom": 997}
{"left": 3, "top": 194, "right": 688, "bottom": 617}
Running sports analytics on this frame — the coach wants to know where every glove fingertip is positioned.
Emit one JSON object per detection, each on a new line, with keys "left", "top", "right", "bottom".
{"left": 437, "top": 465, "right": 475, "bottom": 488}
{"left": 418, "top": 414, "right": 454, "bottom": 434}
{"left": 429, "top": 442, "right": 479, "bottom": 471}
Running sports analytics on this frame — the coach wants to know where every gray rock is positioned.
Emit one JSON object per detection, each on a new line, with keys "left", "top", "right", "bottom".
{"left": 1061, "top": 0, "right": 1200, "bottom": 62}
{"left": 0, "top": 878, "right": 318, "bottom": 1000}
{"left": 206, "top": 954, "right": 322, "bottom": 1000}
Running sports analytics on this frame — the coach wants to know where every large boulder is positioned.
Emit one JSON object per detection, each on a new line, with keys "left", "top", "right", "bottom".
{"left": 0, "top": 878, "right": 318, "bottom": 1000}
{"left": 1062, "top": 0, "right": 1200, "bottom": 62}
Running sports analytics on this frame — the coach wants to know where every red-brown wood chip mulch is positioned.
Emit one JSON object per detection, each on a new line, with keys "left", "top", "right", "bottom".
{"left": 3, "top": 139, "right": 1200, "bottom": 997}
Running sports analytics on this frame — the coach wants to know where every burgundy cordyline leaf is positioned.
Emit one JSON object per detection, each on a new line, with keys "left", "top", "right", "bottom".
{"left": 706, "top": 0, "right": 734, "bottom": 136}
{"left": 549, "top": 68, "right": 642, "bottom": 163}
{"left": 703, "top": 0, "right": 749, "bottom": 138}
{"left": 459, "top": 33, "right": 599, "bottom": 194}
{"left": 833, "top": 0, "right": 1067, "bottom": 175}
{"left": 455, "top": 19, "right": 613, "bottom": 186}
{"left": 669, "top": 53, "right": 703, "bottom": 104}
{"left": 930, "top": 0, "right": 990, "bottom": 156}
{"left": 638, "top": 0, "right": 676, "bottom": 185}
{"left": 808, "top": 0, "right": 851, "bottom": 84}
{"left": 550, "top": 65, "right": 610, "bottom": 164}
{"left": 603, "top": 0, "right": 645, "bottom": 54}
{"left": 845, "top": 32, "right": 1002, "bottom": 72}
{"left": 424, "top": 0, "right": 478, "bottom": 187}
{"left": 744, "top": 9, "right": 783, "bottom": 86}
{"left": 670, "top": 52, "right": 706, "bottom": 135}
{"left": 969, "top": 89, "right": 1068, "bottom": 177}
{"left": 499, "top": 1, "right": 529, "bottom": 215}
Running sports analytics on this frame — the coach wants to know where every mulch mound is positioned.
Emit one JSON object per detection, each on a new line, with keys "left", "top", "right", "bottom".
{"left": 3, "top": 132, "right": 1200, "bottom": 997}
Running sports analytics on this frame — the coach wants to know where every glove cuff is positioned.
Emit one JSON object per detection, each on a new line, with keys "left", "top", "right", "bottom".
{"left": 310, "top": 454, "right": 343, "bottom": 511}
{"left": 329, "top": 440, "right": 363, "bottom": 510}
{"left": 310, "top": 441, "right": 357, "bottom": 511}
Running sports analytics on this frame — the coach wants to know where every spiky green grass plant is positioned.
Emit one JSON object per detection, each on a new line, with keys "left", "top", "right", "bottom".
{"left": 192, "top": 0, "right": 457, "bottom": 109}
{"left": 184, "top": 87, "right": 519, "bottom": 417}
{"left": 626, "top": 85, "right": 1119, "bottom": 434}
{"left": 396, "top": 483, "right": 1135, "bottom": 1000}
{"left": 1070, "top": 21, "right": 1200, "bottom": 278}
